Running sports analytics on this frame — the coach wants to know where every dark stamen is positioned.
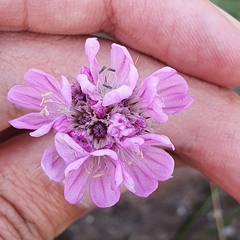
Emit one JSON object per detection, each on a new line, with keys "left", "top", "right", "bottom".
{"left": 103, "top": 84, "right": 113, "bottom": 89}
{"left": 99, "top": 66, "right": 107, "bottom": 74}
{"left": 108, "top": 68, "right": 116, "bottom": 72}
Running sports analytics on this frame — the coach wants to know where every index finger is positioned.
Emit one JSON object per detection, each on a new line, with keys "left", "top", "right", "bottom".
{"left": 1, "top": 0, "right": 240, "bottom": 86}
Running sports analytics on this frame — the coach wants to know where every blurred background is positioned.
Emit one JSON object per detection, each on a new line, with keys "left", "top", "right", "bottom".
{"left": 56, "top": 1, "right": 240, "bottom": 239}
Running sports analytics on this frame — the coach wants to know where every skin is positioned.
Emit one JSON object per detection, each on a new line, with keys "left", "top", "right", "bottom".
{"left": 1, "top": 0, "right": 240, "bottom": 239}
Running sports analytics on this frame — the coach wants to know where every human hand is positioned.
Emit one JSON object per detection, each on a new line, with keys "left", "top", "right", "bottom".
{"left": 1, "top": 0, "right": 240, "bottom": 239}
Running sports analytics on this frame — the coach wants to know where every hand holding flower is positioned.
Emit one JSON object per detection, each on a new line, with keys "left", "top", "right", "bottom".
{"left": 7, "top": 38, "right": 193, "bottom": 207}
{"left": 1, "top": 0, "right": 240, "bottom": 239}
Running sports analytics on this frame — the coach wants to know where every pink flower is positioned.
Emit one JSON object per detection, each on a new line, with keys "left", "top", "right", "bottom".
{"left": 8, "top": 38, "right": 194, "bottom": 207}
{"left": 7, "top": 69, "right": 72, "bottom": 137}
{"left": 138, "top": 67, "right": 194, "bottom": 122}
{"left": 42, "top": 133, "right": 122, "bottom": 207}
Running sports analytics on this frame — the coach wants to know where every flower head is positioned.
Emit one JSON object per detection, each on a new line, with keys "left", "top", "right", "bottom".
{"left": 7, "top": 38, "right": 193, "bottom": 207}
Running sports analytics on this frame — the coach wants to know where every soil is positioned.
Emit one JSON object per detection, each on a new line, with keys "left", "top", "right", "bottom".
{"left": 55, "top": 166, "right": 240, "bottom": 240}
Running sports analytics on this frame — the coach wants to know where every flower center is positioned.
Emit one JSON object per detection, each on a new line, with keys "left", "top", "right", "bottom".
{"left": 91, "top": 121, "right": 107, "bottom": 139}
{"left": 75, "top": 93, "right": 86, "bottom": 102}
{"left": 71, "top": 83, "right": 87, "bottom": 105}
{"left": 78, "top": 112, "right": 91, "bottom": 125}
{"left": 119, "top": 99, "right": 128, "bottom": 107}
{"left": 68, "top": 81, "right": 148, "bottom": 150}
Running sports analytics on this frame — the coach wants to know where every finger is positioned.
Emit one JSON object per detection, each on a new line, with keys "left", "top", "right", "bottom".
{"left": 1, "top": 0, "right": 240, "bottom": 86}
{"left": 0, "top": 127, "right": 25, "bottom": 143}
{"left": 0, "top": 132, "right": 94, "bottom": 239}
{"left": 161, "top": 81, "right": 240, "bottom": 202}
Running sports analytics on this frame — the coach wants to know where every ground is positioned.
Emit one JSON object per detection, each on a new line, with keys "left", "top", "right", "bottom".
{"left": 56, "top": 166, "right": 240, "bottom": 240}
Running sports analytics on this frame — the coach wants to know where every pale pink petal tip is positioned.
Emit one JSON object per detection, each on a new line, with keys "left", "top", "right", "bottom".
{"left": 41, "top": 146, "right": 66, "bottom": 182}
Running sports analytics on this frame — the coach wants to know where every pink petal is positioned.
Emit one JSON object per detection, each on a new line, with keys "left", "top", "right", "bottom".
{"left": 30, "top": 116, "right": 66, "bottom": 137}
{"left": 30, "top": 123, "right": 54, "bottom": 137}
{"left": 122, "top": 161, "right": 159, "bottom": 197}
{"left": 61, "top": 75, "right": 72, "bottom": 108}
{"left": 110, "top": 44, "right": 138, "bottom": 89}
{"left": 141, "top": 134, "right": 175, "bottom": 150}
{"left": 138, "top": 76, "right": 168, "bottom": 122}
{"left": 145, "top": 110, "right": 168, "bottom": 123}
{"left": 89, "top": 159, "right": 121, "bottom": 207}
{"left": 91, "top": 148, "right": 118, "bottom": 160}
{"left": 91, "top": 149, "right": 123, "bottom": 188}
{"left": 138, "top": 77, "right": 159, "bottom": 107}
{"left": 120, "top": 169, "right": 135, "bottom": 192}
{"left": 41, "top": 146, "right": 66, "bottom": 182}
{"left": 64, "top": 166, "right": 89, "bottom": 204}
{"left": 111, "top": 43, "right": 134, "bottom": 66}
{"left": 53, "top": 115, "right": 69, "bottom": 133}
{"left": 156, "top": 73, "right": 194, "bottom": 114}
{"left": 119, "top": 142, "right": 174, "bottom": 185}
{"left": 10, "top": 114, "right": 66, "bottom": 137}
{"left": 138, "top": 67, "right": 177, "bottom": 104}
{"left": 85, "top": 38, "right": 100, "bottom": 83}
{"left": 121, "top": 136, "right": 144, "bottom": 152}
{"left": 162, "top": 93, "right": 194, "bottom": 114}
{"left": 24, "top": 68, "right": 61, "bottom": 92}
{"left": 132, "top": 146, "right": 174, "bottom": 181}
{"left": 7, "top": 85, "right": 42, "bottom": 110}
{"left": 145, "top": 97, "right": 168, "bottom": 122}
{"left": 55, "top": 132, "right": 89, "bottom": 164}
{"left": 108, "top": 113, "right": 136, "bottom": 138}
{"left": 77, "top": 74, "right": 99, "bottom": 100}
{"left": 9, "top": 112, "right": 51, "bottom": 131}
{"left": 102, "top": 85, "right": 133, "bottom": 106}
{"left": 139, "top": 66, "right": 193, "bottom": 120}
{"left": 80, "top": 66, "right": 94, "bottom": 83}
{"left": 147, "top": 67, "right": 177, "bottom": 81}
{"left": 64, "top": 156, "right": 90, "bottom": 176}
